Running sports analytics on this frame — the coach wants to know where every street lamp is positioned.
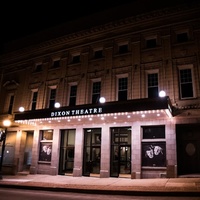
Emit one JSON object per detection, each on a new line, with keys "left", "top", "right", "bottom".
{"left": 0, "top": 119, "right": 11, "bottom": 179}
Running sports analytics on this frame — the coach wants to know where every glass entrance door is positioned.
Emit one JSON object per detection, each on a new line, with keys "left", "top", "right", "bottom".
{"left": 59, "top": 129, "right": 75, "bottom": 175}
{"left": 83, "top": 128, "right": 101, "bottom": 176}
{"left": 110, "top": 127, "right": 131, "bottom": 177}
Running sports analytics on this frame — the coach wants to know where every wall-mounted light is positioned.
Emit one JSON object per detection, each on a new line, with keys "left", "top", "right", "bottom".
{"left": 3, "top": 119, "right": 11, "bottom": 127}
{"left": 99, "top": 97, "right": 106, "bottom": 103}
{"left": 54, "top": 102, "right": 60, "bottom": 108}
{"left": 19, "top": 107, "right": 25, "bottom": 112}
{"left": 159, "top": 90, "right": 166, "bottom": 97}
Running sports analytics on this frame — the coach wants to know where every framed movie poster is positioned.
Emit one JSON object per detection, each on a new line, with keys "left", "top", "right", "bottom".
{"left": 39, "top": 142, "right": 52, "bottom": 162}
{"left": 142, "top": 142, "right": 166, "bottom": 167}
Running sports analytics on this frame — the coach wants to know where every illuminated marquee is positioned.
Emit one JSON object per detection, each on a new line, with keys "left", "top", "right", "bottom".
{"left": 51, "top": 107, "right": 103, "bottom": 117}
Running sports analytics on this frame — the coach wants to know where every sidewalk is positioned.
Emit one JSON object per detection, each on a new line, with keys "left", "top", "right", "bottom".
{"left": 0, "top": 174, "right": 200, "bottom": 196}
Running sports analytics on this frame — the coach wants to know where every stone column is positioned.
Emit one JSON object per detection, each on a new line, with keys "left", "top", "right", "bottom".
{"left": 100, "top": 125, "right": 110, "bottom": 178}
{"left": 73, "top": 126, "right": 84, "bottom": 176}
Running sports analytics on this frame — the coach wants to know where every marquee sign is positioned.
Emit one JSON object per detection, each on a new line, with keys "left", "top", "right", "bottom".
{"left": 14, "top": 96, "right": 173, "bottom": 121}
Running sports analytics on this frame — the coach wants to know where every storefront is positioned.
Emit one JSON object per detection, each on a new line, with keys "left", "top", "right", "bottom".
{"left": 13, "top": 96, "right": 174, "bottom": 178}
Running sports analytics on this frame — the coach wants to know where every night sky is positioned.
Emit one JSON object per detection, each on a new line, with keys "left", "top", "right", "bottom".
{"left": 0, "top": 1, "right": 134, "bottom": 51}
{"left": 1, "top": 0, "right": 195, "bottom": 53}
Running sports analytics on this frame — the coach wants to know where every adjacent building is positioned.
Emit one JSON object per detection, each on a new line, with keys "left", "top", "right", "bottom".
{"left": 0, "top": 0, "right": 200, "bottom": 179}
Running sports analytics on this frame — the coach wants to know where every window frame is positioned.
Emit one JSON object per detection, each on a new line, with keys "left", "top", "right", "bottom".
{"left": 68, "top": 84, "right": 77, "bottom": 106}
{"left": 178, "top": 64, "right": 195, "bottom": 99}
{"left": 48, "top": 86, "right": 57, "bottom": 108}
{"left": 31, "top": 90, "right": 38, "bottom": 110}
{"left": 146, "top": 69, "right": 159, "bottom": 98}
{"left": 117, "top": 75, "right": 128, "bottom": 101}
{"left": 141, "top": 125, "right": 166, "bottom": 168}
{"left": 91, "top": 80, "right": 101, "bottom": 104}
{"left": 38, "top": 129, "right": 53, "bottom": 163}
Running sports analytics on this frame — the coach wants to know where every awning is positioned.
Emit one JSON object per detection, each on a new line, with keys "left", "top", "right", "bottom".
{"left": 14, "top": 96, "right": 173, "bottom": 126}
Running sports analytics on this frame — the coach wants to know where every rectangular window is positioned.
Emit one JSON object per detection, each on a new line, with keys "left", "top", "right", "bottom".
{"left": 72, "top": 55, "right": 80, "bottom": 64}
{"left": 92, "top": 81, "right": 101, "bottom": 104}
{"left": 146, "top": 38, "right": 157, "bottom": 48}
{"left": 39, "top": 130, "right": 53, "bottom": 162}
{"left": 118, "top": 44, "right": 128, "bottom": 54}
{"left": 179, "top": 68, "right": 194, "bottom": 99}
{"left": 52, "top": 60, "right": 60, "bottom": 68}
{"left": 69, "top": 85, "right": 77, "bottom": 106}
{"left": 94, "top": 50, "right": 103, "bottom": 59}
{"left": 35, "top": 64, "right": 42, "bottom": 72}
{"left": 118, "top": 77, "right": 128, "bottom": 101}
{"left": 8, "top": 95, "right": 14, "bottom": 114}
{"left": 148, "top": 73, "right": 158, "bottom": 98}
{"left": 49, "top": 88, "right": 56, "bottom": 108}
{"left": 143, "top": 126, "right": 165, "bottom": 139}
{"left": 31, "top": 91, "right": 38, "bottom": 110}
{"left": 177, "top": 32, "right": 188, "bottom": 43}
{"left": 142, "top": 125, "right": 166, "bottom": 167}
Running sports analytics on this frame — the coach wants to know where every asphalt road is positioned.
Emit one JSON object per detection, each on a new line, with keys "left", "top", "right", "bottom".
{"left": 0, "top": 188, "right": 200, "bottom": 200}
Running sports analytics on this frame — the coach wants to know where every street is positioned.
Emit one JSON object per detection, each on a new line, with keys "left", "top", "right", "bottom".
{"left": 0, "top": 188, "right": 199, "bottom": 200}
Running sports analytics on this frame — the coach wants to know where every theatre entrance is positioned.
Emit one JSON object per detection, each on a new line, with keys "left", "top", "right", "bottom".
{"left": 83, "top": 128, "right": 101, "bottom": 177}
{"left": 110, "top": 127, "right": 131, "bottom": 177}
{"left": 59, "top": 129, "right": 75, "bottom": 175}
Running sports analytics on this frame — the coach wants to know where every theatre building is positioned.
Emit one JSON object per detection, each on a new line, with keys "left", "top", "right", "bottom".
{"left": 0, "top": 0, "right": 200, "bottom": 179}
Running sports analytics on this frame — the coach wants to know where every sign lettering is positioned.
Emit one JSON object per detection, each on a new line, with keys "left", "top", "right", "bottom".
{"left": 51, "top": 107, "right": 103, "bottom": 118}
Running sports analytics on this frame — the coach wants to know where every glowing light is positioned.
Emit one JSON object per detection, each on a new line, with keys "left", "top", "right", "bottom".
{"left": 3, "top": 119, "right": 11, "bottom": 127}
{"left": 19, "top": 107, "right": 25, "bottom": 112}
{"left": 54, "top": 102, "right": 60, "bottom": 108}
{"left": 99, "top": 97, "right": 106, "bottom": 103}
{"left": 159, "top": 90, "right": 166, "bottom": 97}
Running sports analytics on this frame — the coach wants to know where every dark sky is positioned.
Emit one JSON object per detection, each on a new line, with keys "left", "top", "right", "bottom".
{"left": 1, "top": 0, "right": 194, "bottom": 53}
{"left": 1, "top": 1, "right": 134, "bottom": 47}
